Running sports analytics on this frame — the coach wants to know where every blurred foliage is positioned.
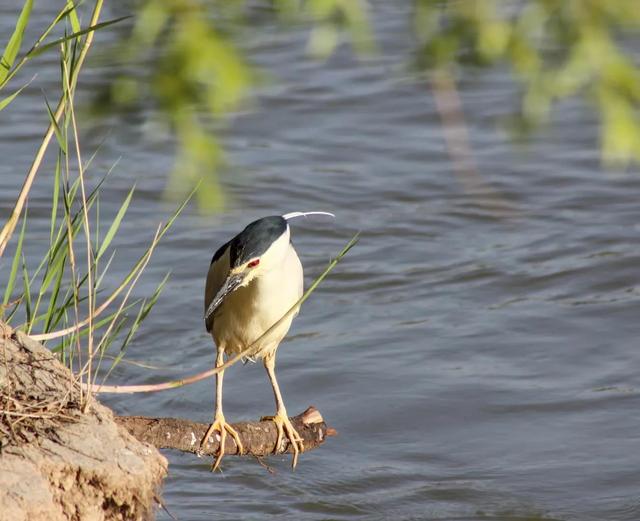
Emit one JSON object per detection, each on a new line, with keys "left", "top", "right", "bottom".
{"left": 413, "top": 0, "right": 640, "bottom": 167}
{"left": 7, "top": 1, "right": 640, "bottom": 211}
{"left": 98, "top": 0, "right": 373, "bottom": 210}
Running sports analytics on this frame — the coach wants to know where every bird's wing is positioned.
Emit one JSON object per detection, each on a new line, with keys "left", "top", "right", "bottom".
{"left": 204, "top": 240, "right": 231, "bottom": 332}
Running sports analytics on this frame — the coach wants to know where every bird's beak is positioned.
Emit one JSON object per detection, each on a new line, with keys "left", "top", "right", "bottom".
{"left": 204, "top": 272, "right": 245, "bottom": 321}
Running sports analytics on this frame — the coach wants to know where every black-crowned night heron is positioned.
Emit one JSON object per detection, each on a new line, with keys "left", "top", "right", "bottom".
{"left": 201, "top": 212, "right": 333, "bottom": 470}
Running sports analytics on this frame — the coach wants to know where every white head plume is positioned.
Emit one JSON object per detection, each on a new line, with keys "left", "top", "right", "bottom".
{"left": 282, "top": 211, "right": 335, "bottom": 221}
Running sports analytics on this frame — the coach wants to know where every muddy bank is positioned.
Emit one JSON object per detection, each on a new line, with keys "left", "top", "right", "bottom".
{"left": 0, "top": 325, "right": 167, "bottom": 521}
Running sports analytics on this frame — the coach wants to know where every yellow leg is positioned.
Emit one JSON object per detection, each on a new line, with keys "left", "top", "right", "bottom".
{"left": 263, "top": 353, "right": 304, "bottom": 469}
{"left": 200, "top": 347, "right": 244, "bottom": 471}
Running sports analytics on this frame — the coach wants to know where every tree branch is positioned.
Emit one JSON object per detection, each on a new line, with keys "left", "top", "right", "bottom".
{"left": 115, "top": 406, "right": 336, "bottom": 458}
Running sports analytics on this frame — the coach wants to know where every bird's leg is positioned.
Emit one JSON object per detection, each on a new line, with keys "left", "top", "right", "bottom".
{"left": 200, "top": 347, "right": 244, "bottom": 471}
{"left": 262, "top": 353, "right": 304, "bottom": 468}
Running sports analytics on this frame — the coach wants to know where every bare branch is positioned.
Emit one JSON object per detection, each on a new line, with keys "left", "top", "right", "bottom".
{"left": 115, "top": 407, "right": 335, "bottom": 458}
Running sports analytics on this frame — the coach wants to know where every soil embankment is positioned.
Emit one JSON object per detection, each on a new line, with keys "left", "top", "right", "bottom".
{"left": 0, "top": 325, "right": 167, "bottom": 521}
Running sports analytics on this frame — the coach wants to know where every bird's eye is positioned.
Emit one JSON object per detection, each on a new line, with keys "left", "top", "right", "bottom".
{"left": 248, "top": 259, "right": 260, "bottom": 268}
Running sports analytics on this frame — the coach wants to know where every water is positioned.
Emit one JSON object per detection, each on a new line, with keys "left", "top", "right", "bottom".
{"left": 2, "top": 3, "right": 640, "bottom": 520}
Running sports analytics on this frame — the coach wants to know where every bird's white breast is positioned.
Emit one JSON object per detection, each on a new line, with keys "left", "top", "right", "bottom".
{"left": 212, "top": 243, "right": 303, "bottom": 358}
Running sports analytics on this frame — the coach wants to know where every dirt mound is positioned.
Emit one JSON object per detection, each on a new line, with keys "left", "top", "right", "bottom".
{"left": 0, "top": 326, "right": 167, "bottom": 521}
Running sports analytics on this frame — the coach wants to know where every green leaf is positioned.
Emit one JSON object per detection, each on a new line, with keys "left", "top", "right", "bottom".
{"left": 40, "top": 241, "right": 68, "bottom": 299}
{"left": 27, "top": 16, "right": 131, "bottom": 60}
{"left": 22, "top": 254, "right": 32, "bottom": 326}
{"left": 0, "top": 78, "right": 31, "bottom": 111}
{"left": 98, "top": 273, "right": 169, "bottom": 383}
{"left": 96, "top": 185, "right": 135, "bottom": 260}
{"left": 44, "top": 94, "right": 67, "bottom": 155}
{"left": 50, "top": 154, "right": 61, "bottom": 245}
{"left": 2, "top": 209, "right": 27, "bottom": 309}
{"left": 95, "top": 250, "right": 117, "bottom": 290}
{"left": 121, "top": 272, "right": 169, "bottom": 351}
{"left": 0, "top": 0, "right": 33, "bottom": 84}
{"left": 158, "top": 183, "right": 198, "bottom": 240}
{"left": 43, "top": 256, "right": 65, "bottom": 333}
{"left": 66, "top": 0, "right": 81, "bottom": 34}
{"left": 0, "top": 4, "right": 79, "bottom": 91}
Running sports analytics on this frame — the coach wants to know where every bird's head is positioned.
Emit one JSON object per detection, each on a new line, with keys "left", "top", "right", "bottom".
{"left": 204, "top": 215, "right": 290, "bottom": 321}
{"left": 204, "top": 212, "right": 333, "bottom": 322}
{"left": 227, "top": 215, "right": 290, "bottom": 287}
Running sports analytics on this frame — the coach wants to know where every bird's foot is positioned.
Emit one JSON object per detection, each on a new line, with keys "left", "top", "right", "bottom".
{"left": 262, "top": 411, "right": 304, "bottom": 469}
{"left": 200, "top": 414, "right": 244, "bottom": 471}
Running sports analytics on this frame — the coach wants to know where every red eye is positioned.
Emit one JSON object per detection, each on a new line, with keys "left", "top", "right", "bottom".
{"left": 248, "top": 259, "right": 260, "bottom": 268}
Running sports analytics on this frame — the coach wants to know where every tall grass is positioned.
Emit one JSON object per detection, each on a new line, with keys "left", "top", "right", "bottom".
{"left": 0, "top": 1, "right": 185, "bottom": 408}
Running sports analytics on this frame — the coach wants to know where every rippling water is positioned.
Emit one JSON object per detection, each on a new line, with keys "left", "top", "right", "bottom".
{"left": 1, "top": 3, "right": 640, "bottom": 520}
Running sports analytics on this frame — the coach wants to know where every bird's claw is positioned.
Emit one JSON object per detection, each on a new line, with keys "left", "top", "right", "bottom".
{"left": 200, "top": 414, "right": 244, "bottom": 471}
{"left": 262, "top": 411, "right": 304, "bottom": 469}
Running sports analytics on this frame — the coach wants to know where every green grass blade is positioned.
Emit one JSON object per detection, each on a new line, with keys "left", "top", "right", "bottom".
{"left": 43, "top": 271, "right": 92, "bottom": 333}
{"left": 157, "top": 182, "right": 198, "bottom": 240}
{"left": 98, "top": 278, "right": 165, "bottom": 383}
{"left": 0, "top": 0, "right": 33, "bottom": 84}
{"left": 92, "top": 317, "right": 129, "bottom": 372}
{"left": 44, "top": 94, "right": 67, "bottom": 155}
{"left": 120, "top": 272, "right": 169, "bottom": 351}
{"left": 0, "top": 77, "right": 32, "bottom": 111}
{"left": 94, "top": 197, "right": 100, "bottom": 255}
{"left": 37, "top": 175, "right": 89, "bottom": 288}
{"left": 50, "top": 153, "right": 61, "bottom": 244}
{"left": 48, "top": 286, "right": 75, "bottom": 334}
{"left": 95, "top": 250, "right": 116, "bottom": 290}
{"left": 31, "top": 156, "right": 62, "bottom": 322}
{"left": 41, "top": 243, "right": 68, "bottom": 292}
{"left": 65, "top": 0, "right": 81, "bottom": 34}
{"left": 27, "top": 16, "right": 131, "bottom": 60}
{"left": 96, "top": 185, "right": 135, "bottom": 260}
{"left": 44, "top": 256, "right": 66, "bottom": 332}
{"left": 5, "top": 298, "right": 22, "bottom": 323}
{"left": 94, "top": 188, "right": 194, "bottom": 312}
{"left": 91, "top": 300, "right": 140, "bottom": 336}
{"left": 2, "top": 210, "right": 27, "bottom": 310}
{"left": 0, "top": 4, "right": 75, "bottom": 90}
{"left": 45, "top": 171, "right": 112, "bottom": 275}
{"left": 21, "top": 254, "right": 32, "bottom": 326}
{"left": 26, "top": 287, "right": 90, "bottom": 331}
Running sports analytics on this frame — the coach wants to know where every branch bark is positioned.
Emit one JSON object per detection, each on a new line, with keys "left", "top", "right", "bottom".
{"left": 115, "top": 407, "right": 336, "bottom": 458}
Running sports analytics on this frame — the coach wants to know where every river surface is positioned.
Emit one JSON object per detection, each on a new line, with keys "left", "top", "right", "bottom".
{"left": 1, "top": 3, "right": 640, "bottom": 520}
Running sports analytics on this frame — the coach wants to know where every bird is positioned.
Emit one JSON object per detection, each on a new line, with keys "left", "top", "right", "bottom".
{"left": 201, "top": 211, "right": 333, "bottom": 470}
